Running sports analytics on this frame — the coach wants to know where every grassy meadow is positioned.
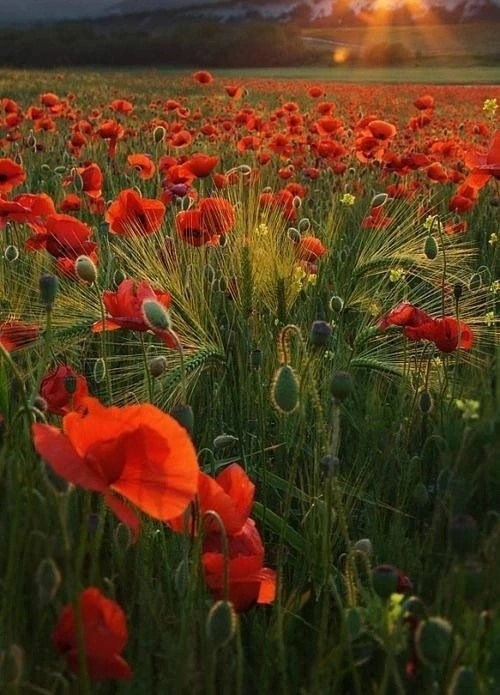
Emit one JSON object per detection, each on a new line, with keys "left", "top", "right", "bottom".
{"left": 0, "top": 68, "right": 499, "bottom": 693}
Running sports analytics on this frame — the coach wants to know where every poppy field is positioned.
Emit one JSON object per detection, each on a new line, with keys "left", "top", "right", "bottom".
{"left": 0, "top": 68, "right": 499, "bottom": 693}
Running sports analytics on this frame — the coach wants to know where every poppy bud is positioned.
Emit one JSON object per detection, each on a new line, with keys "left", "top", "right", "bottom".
{"left": 4, "top": 245, "right": 19, "bottom": 262}
{"left": 372, "top": 564, "right": 398, "bottom": 599}
{"left": 213, "top": 434, "right": 239, "bottom": 450}
{"left": 206, "top": 600, "right": 237, "bottom": 650}
{"left": 287, "top": 227, "right": 301, "bottom": 243}
{"left": 170, "top": 403, "right": 194, "bottom": 436}
{"left": 448, "top": 666, "right": 480, "bottom": 695}
{"left": 39, "top": 273, "right": 58, "bottom": 310}
{"left": 415, "top": 617, "right": 453, "bottom": 664}
{"left": 72, "top": 170, "right": 84, "bottom": 192}
{"left": 271, "top": 364, "right": 299, "bottom": 414}
{"left": 114, "top": 522, "right": 133, "bottom": 552}
{"left": 453, "top": 283, "right": 463, "bottom": 301}
{"left": 371, "top": 192, "right": 388, "bottom": 208}
{"left": 329, "top": 295, "right": 344, "bottom": 312}
{"left": 93, "top": 357, "right": 107, "bottom": 384}
{"left": 310, "top": 320, "right": 332, "bottom": 347}
{"left": 424, "top": 235, "right": 438, "bottom": 260}
{"left": 448, "top": 514, "right": 478, "bottom": 556}
{"left": 75, "top": 255, "right": 97, "bottom": 284}
{"left": 250, "top": 348, "right": 262, "bottom": 368}
{"left": 142, "top": 299, "right": 172, "bottom": 332}
{"left": 149, "top": 356, "right": 168, "bottom": 378}
{"left": 403, "top": 595, "right": 426, "bottom": 619}
{"left": 153, "top": 125, "right": 166, "bottom": 143}
{"left": 27, "top": 130, "right": 37, "bottom": 149}
{"left": 54, "top": 165, "right": 66, "bottom": 175}
{"left": 0, "top": 644, "right": 24, "bottom": 685}
{"left": 36, "top": 557, "right": 62, "bottom": 605}
{"left": 417, "top": 390, "right": 433, "bottom": 414}
{"left": 353, "top": 538, "right": 373, "bottom": 556}
{"left": 344, "top": 607, "right": 362, "bottom": 641}
{"left": 330, "top": 370, "right": 353, "bottom": 402}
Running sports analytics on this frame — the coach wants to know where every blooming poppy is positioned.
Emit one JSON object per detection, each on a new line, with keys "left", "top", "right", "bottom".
{"left": 73, "top": 162, "right": 103, "bottom": 199}
{"left": 175, "top": 209, "right": 215, "bottom": 247}
{"left": 406, "top": 317, "right": 473, "bottom": 353}
{"left": 180, "top": 153, "right": 219, "bottom": 179}
{"left": 32, "top": 396, "right": 199, "bottom": 534}
{"left": 109, "top": 98, "right": 134, "bottom": 114}
{"left": 362, "top": 205, "right": 394, "bottom": 229}
{"left": 462, "top": 130, "right": 500, "bottom": 191}
{"left": 199, "top": 197, "right": 235, "bottom": 236}
{"left": 106, "top": 188, "right": 165, "bottom": 236}
{"left": 378, "top": 302, "right": 432, "bottom": 332}
{"left": 91, "top": 278, "right": 175, "bottom": 347}
{"left": 53, "top": 587, "right": 132, "bottom": 680}
{"left": 414, "top": 94, "right": 435, "bottom": 110}
{"left": 26, "top": 213, "right": 96, "bottom": 259}
{"left": 0, "top": 320, "right": 39, "bottom": 352}
{"left": 295, "top": 236, "right": 327, "bottom": 263}
{"left": 170, "top": 463, "right": 255, "bottom": 535}
{"left": 193, "top": 70, "right": 214, "bottom": 85}
{"left": 127, "top": 153, "right": 156, "bottom": 180}
{"left": 40, "top": 364, "right": 90, "bottom": 416}
{"left": 0, "top": 158, "right": 26, "bottom": 194}
{"left": 202, "top": 519, "right": 276, "bottom": 612}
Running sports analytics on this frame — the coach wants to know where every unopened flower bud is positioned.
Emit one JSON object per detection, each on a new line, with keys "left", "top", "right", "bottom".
{"left": 39, "top": 273, "right": 58, "bottom": 310}
{"left": 149, "top": 356, "right": 168, "bottom": 378}
{"left": 153, "top": 125, "right": 166, "bottom": 143}
{"left": 353, "top": 538, "right": 373, "bottom": 556}
{"left": 142, "top": 299, "right": 172, "bottom": 332}
{"left": 75, "top": 255, "right": 97, "bottom": 284}
{"left": 417, "top": 390, "right": 433, "bottom": 414}
{"left": 415, "top": 617, "right": 453, "bottom": 664}
{"left": 213, "top": 434, "right": 239, "bottom": 450}
{"left": 424, "top": 235, "right": 438, "bottom": 260}
{"left": 372, "top": 564, "right": 398, "bottom": 599}
{"left": 271, "top": 364, "right": 300, "bottom": 414}
{"left": 4, "top": 245, "right": 19, "bottom": 262}
{"left": 310, "top": 320, "right": 332, "bottom": 347}
{"left": 36, "top": 557, "right": 62, "bottom": 605}
{"left": 371, "top": 192, "right": 388, "bottom": 208}
{"left": 330, "top": 370, "right": 353, "bottom": 401}
{"left": 206, "top": 600, "right": 237, "bottom": 649}
{"left": 329, "top": 295, "right": 344, "bottom": 312}
{"left": 170, "top": 403, "right": 194, "bottom": 436}
{"left": 448, "top": 666, "right": 480, "bottom": 695}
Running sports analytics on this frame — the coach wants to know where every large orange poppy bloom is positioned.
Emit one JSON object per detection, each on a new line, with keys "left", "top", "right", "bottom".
{"left": 199, "top": 197, "right": 235, "bottom": 236}
{"left": 127, "top": 153, "right": 156, "bottom": 180}
{"left": 0, "top": 158, "right": 26, "bottom": 194}
{"left": 26, "top": 213, "right": 96, "bottom": 259}
{"left": 106, "top": 188, "right": 165, "bottom": 236}
{"left": 0, "top": 320, "right": 40, "bottom": 352}
{"left": 32, "top": 396, "right": 199, "bottom": 534}
{"left": 53, "top": 587, "right": 132, "bottom": 681}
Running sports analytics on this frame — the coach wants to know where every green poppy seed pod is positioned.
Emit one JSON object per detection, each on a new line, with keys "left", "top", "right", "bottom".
{"left": 142, "top": 299, "right": 172, "bottom": 332}
{"left": 39, "top": 273, "right": 59, "bottom": 310}
{"left": 35, "top": 557, "right": 62, "bottom": 605}
{"left": 310, "top": 320, "right": 332, "bottom": 347}
{"left": 63, "top": 374, "right": 77, "bottom": 395}
{"left": 149, "top": 355, "right": 168, "bottom": 378}
{"left": 424, "top": 235, "right": 439, "bottom": 260}
{"left": 75, "top": 255, "right": 97, "bottom": 284}
{"left": 412, "top": 482, "right": 429, "bottom": 508}
{"left": 462, "top": 561, "right": 483, "bottom": 599}
{"left": 371, "top": 192, "right": 388, "bottom": 208}
{"left": 415, "top": 617, "right": 453, "bottom": 665}
{"left": 170, "top": 403, "right": 194, "bottom": 436}
{"left": 213, "top": 434, "right": 239, "bottom": 450}
{"left": 114, "top": 522, "right": 133, "bottom": 553}
{"left": 33, "top": 396, "right": 48, "bottom": 413}
{"left": 93, "top": 357, "right": 107, "bottom": 384}
{"left": 417, "top": 390, "right": 433, "bottom": 414}
{"left": 4, "top": 245, "right": 19, "bottom": 262}
{"left": 271, "top": 364, "right": 300, "bottom": 414}
{"left": 453, "top": 283, "right": 464, "bottom": 301}
{"left": 353, "top": 538, "right": 373, "bottom": 557}
{"left": 329, "top": 295, "right": 344, "bottom": 313}
{"left": 0, "top": 644, "right": 24, "bottom": 685}
{"left": 206, "top": 600, "right": 237, "bottom": 650}
{"left": 153, "top": 125, "right": 166, "bottom": 143}
{"left": 371, "top": 564, "right": 398, "bottom": 599}
{"left": 448, "top": 514, "right": 478, "bottom": 556}
{"left": 448, "top": 666, "right": 480, "bottom": 695}
{"left": 330, "top": 370, "right": 353, "bottom": 402}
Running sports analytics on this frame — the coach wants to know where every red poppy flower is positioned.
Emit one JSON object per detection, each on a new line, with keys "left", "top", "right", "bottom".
{"left": 105, "top": 188, "right": 165, "bottom": 236}
{"left": 32, "top": 396, "right": 199, "bottom": 534}
{"left": 378, "top": 302, "right": 433, "bottom": 331}
{"left": 40, "top": 364, "right": 90, "bottom": 416}
{"left": 224, "top": 84, "right": 244, "bottom": 98}
{"left": 0, "top": 158, "right": 26, "bottom": 194}
{"left": 199, "top": 197, "right": 235, "bottom": 236}
{"left": 91, "top": 278, "right": 175, "bottom": 346}
{"left": 59, "top": 194, "right": 82, "bottom": 213}
{"left": 127, "top": 153, "right": 156, "bottom": 180}
{"left": 295, "top": 236, "right": 327, "bottom": 263}
{"left": 74, "top": 162, "right": 103, "bottom": 199}
{"left": 53, "top": 587, "right": 132, "bottom": 681}
{"left": 406, "top": 317, "right": 473, "bottom": 353}
{"left": 109, "top": 98, "right": 134, "bottom": 114}
{"left": 462, "top": 130, "right": 500, "bottom": 191}
{"left": 170, "top": 130, "right": 193, "bottom": 148}
{"left": 202, "top": 519, "right": 276, "bottom": 612}
{"left": 0, "top": 320, "right": 40, "bottom": 352}
{"left": 175, "top": 209, "right": 216, "bottom": 247}
{"left": 181, "top": 153, "right": 219, "bottom": 179}
{"left": 366, "top": 120, "right": 397, "bottom": 140}
{"left": 414, "top": 94, "right": 435, "bottom": 110}
{"left": 193, "top": 70, "right": 214, "bottom": 85}
{"left": 362, "top": 205, "right": 394, "bottom": 229}
{"left": 308, "top": 86, "right": 324, "bottom": 99}
{"left": 170, "top": 463, "right": 255, "bottom": 535}
{"left": 26, "top": 213, "right": 96, "bottom": 259}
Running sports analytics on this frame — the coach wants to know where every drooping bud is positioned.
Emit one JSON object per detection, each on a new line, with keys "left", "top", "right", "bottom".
{"left": 371, "top": 564, "right": 398, "bottom": 599}
{"left": 75, "top": 255, "right": 97, "bottom": 284}
{"left": 424, "top": 235, "right": 438, "bottom": 260}
{"left": 170, "top": 403, "right": 194, "bottom": 436}
{"left": 153, "top": 125, "right": 166, "bottom": 144}
{"left": 206, "top": 600, "right": 237, "bottom": 650}
{"left": 142, "top": 299, "right": 172, "bottom": 332}
{"left": 309, "top": 320, "right": 332, "bottom": 347}
{"left": 371, "top": 192, "right": 388, "bottom": 208}
{"left": 213, "top": 434, "right": 239, "bottom": 450}
{"left": 35, "top": 557, "right": 62, "bottom": 605}
{"left": 417, "top": 390, "right": 433, "bottom": 414}
{"left": 415, "top": 617, "right": 453, "bottom": 665}
{"left": 353, "top": 538, "right": 373, "bottom": 557}
{"left": 448, "top": 666, "right": 480, "bottom": 695}
{"left": 149, "top": 356, "right": 168, "bottom": 378}
{"left": 329, "top": 295, "right": 344, "bottom": 313}
{"left": 4, "top": 245, "right": 19, "bottom": 262}
{"left": 271, "top": 364, "right": 300, "bottom": 414}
